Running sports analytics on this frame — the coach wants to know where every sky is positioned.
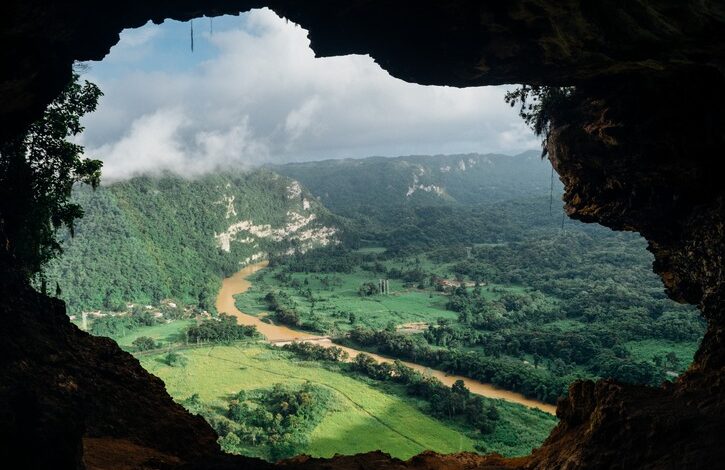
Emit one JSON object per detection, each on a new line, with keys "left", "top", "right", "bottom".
{"left": 78, "top": 8, "right": 539, "bottom": 182}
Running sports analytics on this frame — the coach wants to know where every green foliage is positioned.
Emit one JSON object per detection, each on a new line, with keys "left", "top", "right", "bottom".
{"left": 273, "top": 152, "right": 564, "bottom": 248}
{"left": 350, "top": 353, "right": 500, "bottom": 433}
{"left": 164, "top": 351, "right": 188, "bottom": 367}
{"left": 504, "top": 85, "right": 575, "bottom": 156}
{"left": 111, "top": 319, "right": 193, "bottom": 350}
{"left": 0, "top": 71, "right": 102, "bottom": 277}
{"left": 184, "top": 381, "right": 335, "bottom": 461}
{"left": 264, "top": 291, "right": 301, "bottom": 327}
{"left": 282, "top": 342, "right": 349, "bottom": 362}
{"left": 274, "top": 152, "right": 552, "bottom": 213}
{"left": 272, "top": 246, "right": 358, "bottom": 273}
{"left": 89, "top": 310, "right": 157, "bottom": 338}
{"left": 132, "top": 336, "right": 158, "bottom": 351}
{"left": 45, "top": 170, "right": 339, "bottom": 313}
{"left": 185, "top": 314, "right": 258, "bottom": 343}
{"left": 52, "top": 150, "right": 705, "bottom": 457}
{"left": 283, "top": 341, "right": 506, "bottom": 439}
{"left": 347, "top": 327, "right": 570, "bottom": 404}
{"left": 358, "top": 282, "right": 379, "bottom": 297}
{"left": 146, "top": 344, "right": 553, "bottom": 459}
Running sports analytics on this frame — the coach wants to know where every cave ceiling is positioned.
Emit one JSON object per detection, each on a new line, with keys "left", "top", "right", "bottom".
{"left": 1, "top": 1, "right": 724, "bottom": 141}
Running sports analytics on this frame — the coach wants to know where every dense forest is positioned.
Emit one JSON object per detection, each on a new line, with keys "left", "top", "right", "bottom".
{"left": 45, "top": 170, "right": 341, "bottom": 313}
{"left": 247, "top": 218, "right": 703, "bottom": 404}
{"left": 183, "top": 382, "right": 335, "bottom": 460}
{"left": 272, "top": 151, "right": 560, "bottom": 247}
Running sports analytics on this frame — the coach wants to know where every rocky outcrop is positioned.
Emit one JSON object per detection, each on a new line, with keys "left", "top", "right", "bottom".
{"left": 530, "top": 66, "right": 725, "bottom": 469}
{"left": 0, "top": 280, "right": 220, "bottom": 469}
{"left": 2, "top": 1, "right": 725, "bottom": 469}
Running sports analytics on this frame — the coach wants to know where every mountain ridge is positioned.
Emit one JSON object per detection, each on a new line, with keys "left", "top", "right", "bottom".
{"left": 270, "top": 150, "right": 557, "bottom": 215}
{"left": 46, "top": 169, "right": 340, "bottom": 313}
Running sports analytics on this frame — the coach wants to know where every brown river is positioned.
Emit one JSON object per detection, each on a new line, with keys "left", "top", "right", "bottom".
{"left": 216, "top": 261, "right": 556, "bottom": 415}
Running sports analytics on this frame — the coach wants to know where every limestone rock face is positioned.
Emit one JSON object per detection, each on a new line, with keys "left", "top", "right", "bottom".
{"left": 1, "top": 1, "right": 724, "bottom": 469}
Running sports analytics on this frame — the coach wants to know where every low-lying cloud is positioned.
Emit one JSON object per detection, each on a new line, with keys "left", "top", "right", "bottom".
{"left": 79, "top": 8, "right": 538, "bottom": 182}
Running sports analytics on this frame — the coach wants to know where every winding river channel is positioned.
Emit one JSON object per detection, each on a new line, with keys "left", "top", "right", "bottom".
{"left": 216, "top": 261, "right": 556, "bottom": 415}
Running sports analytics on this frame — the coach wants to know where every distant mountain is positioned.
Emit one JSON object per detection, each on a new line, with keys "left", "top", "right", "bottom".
{"left": 46, "top": 170, "right": 339, "bottom": 313}
{"left": 270, "top": 151, "right": 568, "bottom": 247}
{"left": 48, "top": 152, "right": 567, "bottom": 313}
{"left": 272, "top": 151, "right": 558, "bottom": 217}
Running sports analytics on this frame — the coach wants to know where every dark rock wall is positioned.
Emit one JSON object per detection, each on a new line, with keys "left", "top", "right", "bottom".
{"left": 2, "top": 1, "right": 725, "bottom": 469}
{"left": 526, "top": 67, "right": 725, "bottom": 469}
{"left": 0, "top": 282, "right": 221, "bottom": 469}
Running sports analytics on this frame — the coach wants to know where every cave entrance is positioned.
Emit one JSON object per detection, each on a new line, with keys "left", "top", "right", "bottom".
{"left": 40, "top": 8, "right": 705, "bottom": 465}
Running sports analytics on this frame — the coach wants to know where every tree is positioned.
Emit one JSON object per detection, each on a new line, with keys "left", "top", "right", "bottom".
{"left": 665, "top": 352, "right": 680, "bottom": 370}
{"left": 0, "top": 70, "right": 102, "bottom": 277}
{"left": 358, "top": 282, "right": 379, "bottom": 297}
{"left": 132, "top": 336, "right": 157, "bottom": 351}
{"left": 164, "top": 351, "right": 188, "bottom": 367}
{"left": 503, "top": 85, "right": 573, "bottom": 157}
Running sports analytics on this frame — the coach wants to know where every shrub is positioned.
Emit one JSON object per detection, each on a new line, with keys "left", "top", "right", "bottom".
{"left": 164, "top": 351, "right": 188, "bottom": 367}
{"left": 132, "top": 336, "right": 157, "bottom": 351}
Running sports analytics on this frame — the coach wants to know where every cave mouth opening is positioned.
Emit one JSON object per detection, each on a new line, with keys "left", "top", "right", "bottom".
{"left": 3, "top": 5, "right": 716, "bottom": 469}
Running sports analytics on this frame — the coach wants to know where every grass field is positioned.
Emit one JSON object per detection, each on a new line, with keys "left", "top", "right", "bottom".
{"left": 140, "top": 344, "right": 479, "bottom": 459}
{"left": 235, "top": 264, "right": 534, "bottom": 336}
{"left": 237, "top": 268, "right": 459, "bottom": 333}
{"left": 112, "top": 320, "right": 194, "bottom": 349}
{"left": 624, "top": 339, "right": 699, "bottom": 375}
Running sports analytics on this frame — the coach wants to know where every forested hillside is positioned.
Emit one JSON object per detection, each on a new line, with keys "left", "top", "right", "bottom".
{"left": 46, "top": 170, "right": 340, "bottom": 313}
{"left": 273, "top": 152, "right": 563, "bottom": 246}
{"left": 273, "top": 151, "right": 554, "bottom": 210}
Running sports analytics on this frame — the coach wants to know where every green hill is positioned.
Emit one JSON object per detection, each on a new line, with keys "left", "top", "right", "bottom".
{"left": 272, "top": 151, "right": 557, "bottom": 215}
{"left": 272, "top": 152, "right": 568, "bottom": 248}
{"left": 46, "top": 170, "right": 340, "bottom": 313}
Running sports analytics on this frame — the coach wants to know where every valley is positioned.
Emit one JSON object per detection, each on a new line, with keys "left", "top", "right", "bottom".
{"left": 50, "top": 152, "right": 704, "bottom": 462}
{"left": 217, "top": 261, "right": 556, "bottom": 414}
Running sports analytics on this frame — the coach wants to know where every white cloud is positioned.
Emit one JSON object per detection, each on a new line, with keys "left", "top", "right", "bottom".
{"left": 81, "top": 8, "right": 538, "bottom": 182}
{"left": 284, "top": 97, "right": 321, "bottom": 143}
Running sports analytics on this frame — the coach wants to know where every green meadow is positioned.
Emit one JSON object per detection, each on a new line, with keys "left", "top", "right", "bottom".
{"left": 140, "top": 344, "right": 478, "bottom": 459}
{"left": 234, "top": 257, "right": 529, "bottom": 335}
{"left": 139, "top": 343, "right": 556, "bottom": 460}
{"left": 624, "top": 339, "right": 699, "bottom": 375}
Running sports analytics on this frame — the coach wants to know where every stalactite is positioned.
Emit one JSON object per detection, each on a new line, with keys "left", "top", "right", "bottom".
{"left": 190, "top": 19, "right": 194, "bottom": 52}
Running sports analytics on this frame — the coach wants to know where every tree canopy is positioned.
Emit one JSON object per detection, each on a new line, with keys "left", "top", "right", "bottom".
{"left": 0, "top": 71, "right": 102, "bottom": 278}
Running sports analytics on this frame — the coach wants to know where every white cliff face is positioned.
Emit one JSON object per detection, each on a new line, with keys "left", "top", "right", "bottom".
{"left": 214, "top": 209, "right": 337, "bottom": 254}
{"left": 406, "top": 173, "right": 445, "bottom": 197}
{"left": 241, "top": 251, "right": 267, "bottom": 266}
{"left": 214, "top": 194, "right": 238, "bottom": 219}
{"left": 224, "top": 195, "right": 237, "bottom": 219}
{"left": 287, "top": 181, "right": 303, "bottom": 199}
